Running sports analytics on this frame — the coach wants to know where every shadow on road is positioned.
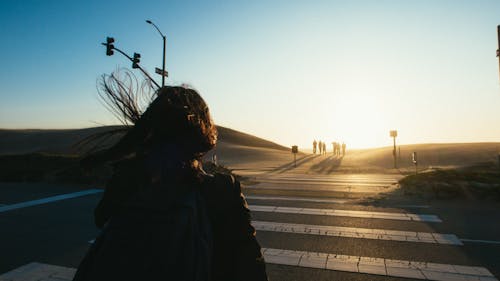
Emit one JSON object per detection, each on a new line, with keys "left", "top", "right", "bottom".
{"left": 309, "top": 156, "right": 344, "bottom": 174}
{"left": 269, "top": 154, "right": 321, "bottom": 174}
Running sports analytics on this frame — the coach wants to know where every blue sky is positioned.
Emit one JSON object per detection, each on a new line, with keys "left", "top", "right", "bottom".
{"left": 1, "top": 0, "right": 500, "bottom": 148}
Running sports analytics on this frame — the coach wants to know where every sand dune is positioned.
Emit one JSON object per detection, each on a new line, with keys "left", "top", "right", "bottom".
{"left": 1, "top": 127, "right": 499, "bottom": 175}
{"left": 0, "top": 126, "right": 287, "bottom": 155}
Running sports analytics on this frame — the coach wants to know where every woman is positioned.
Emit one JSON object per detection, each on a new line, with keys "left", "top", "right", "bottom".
{"left": 73, "top": 84, "right": 268, "bottom": 281}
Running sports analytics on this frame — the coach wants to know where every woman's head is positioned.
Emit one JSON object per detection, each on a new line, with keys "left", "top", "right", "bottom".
{"left": 82, "top": 86, "right": 217, "bottom": 167}
{"left": 141, "top": 86, "right": 217, "bottom": 155}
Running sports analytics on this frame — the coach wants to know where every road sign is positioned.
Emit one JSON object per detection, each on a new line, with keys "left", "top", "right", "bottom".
{"left": 155, "top": 67, "right": 168, "bottom": 77}
{"left": 390, "top": 130, "right": 398, "bottom": 138}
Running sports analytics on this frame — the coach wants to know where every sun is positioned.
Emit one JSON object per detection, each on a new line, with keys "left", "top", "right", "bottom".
{"left": 323, "top": 95, "right": 392, "bottom": 149}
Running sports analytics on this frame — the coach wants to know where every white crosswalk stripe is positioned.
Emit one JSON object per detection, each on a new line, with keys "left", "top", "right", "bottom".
{"left": 253, "top": 221, "right": 463, "bottom": 245}
{"left": 245, "top": 195, "right": 349, "bottom": 204}
{"left": 262, "top": 248, "right": 497, "bottom": 281}
{"left": 249, "top": 204, "right": 442, "bottom": 222}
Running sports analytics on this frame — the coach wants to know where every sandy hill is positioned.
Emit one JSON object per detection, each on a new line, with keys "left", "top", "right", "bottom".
{"left": 1, "top": 127, "right": 499, "bottom": 175}
{"left": 0, "top": 126, "right": 288, "bottom": 154}
{"left": 0, "top": 126, "right": 291, "bottom": 170}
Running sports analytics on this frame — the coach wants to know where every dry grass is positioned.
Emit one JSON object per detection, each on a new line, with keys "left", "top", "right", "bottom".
{"left": 399, "top": 163, "right": 500, "bottom": 200}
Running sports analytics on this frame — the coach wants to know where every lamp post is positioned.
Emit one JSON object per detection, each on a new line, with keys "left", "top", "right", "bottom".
{"left": 497, "top": 25, "right": 500, "bottom": 82}
{"left": 146, "top": 20, "right": 167, "bottom": 87}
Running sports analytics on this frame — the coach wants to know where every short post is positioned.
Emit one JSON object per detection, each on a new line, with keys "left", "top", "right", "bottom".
{"left": 412, "top": 152, "right": 418, "bottom": 175}
{"left": 292, "top": 145, "right": 298, "bottom": 167}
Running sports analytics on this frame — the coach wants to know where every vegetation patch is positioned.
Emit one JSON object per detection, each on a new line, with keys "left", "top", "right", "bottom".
{"left": 399, "top": 163, "right": 500, "bottom": 200}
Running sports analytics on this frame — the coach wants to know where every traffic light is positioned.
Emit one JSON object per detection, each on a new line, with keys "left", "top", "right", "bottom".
{"left": 132, "top": 53, "right": 141, "bottom": 68}
{"left": 105, "top": 37, "right": 114, "bottom": 56}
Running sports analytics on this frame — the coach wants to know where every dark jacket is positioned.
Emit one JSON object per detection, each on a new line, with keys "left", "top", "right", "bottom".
{"left": 75, "top": 157, "right": 268, "bottom": 281}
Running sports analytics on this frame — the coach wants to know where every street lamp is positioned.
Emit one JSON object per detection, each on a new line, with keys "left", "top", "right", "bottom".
{"left": 146, "top": 19, "right": 167, "bottom": 87}
{"left": 497, "top": 25, "right": 500, "bottom": 83}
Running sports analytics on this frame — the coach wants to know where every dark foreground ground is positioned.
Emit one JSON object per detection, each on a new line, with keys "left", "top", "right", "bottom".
{"left": 0, "top": 177, "right": 499, "bottom": 281}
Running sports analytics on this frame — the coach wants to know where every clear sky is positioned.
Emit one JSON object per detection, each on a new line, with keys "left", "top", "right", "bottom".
{"left": 1, "top": 0, "right": 500, "bottom": 148}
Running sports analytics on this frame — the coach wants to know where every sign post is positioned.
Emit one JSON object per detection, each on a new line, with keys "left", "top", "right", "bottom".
{"left": 390, "top": 130, "right": 398, "bottom": 169}
{"left": 291, "top": 145, "right": 298, "bottom": 167}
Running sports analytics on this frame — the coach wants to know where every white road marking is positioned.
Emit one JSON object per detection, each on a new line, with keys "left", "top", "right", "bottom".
{"left": 0, "top": 262, "right": 76, "bottom": 281}
{"left": 253, "top": 221, "right": 462, "bottom": 245}
{"left": 262, "top": 248, "right": 498, "bottom": 281}
{"left": 460, "top": 238, "right": 500, "bottom": 245}
{"left": 256, "top": 179, "right": 394, "bottom": 187}
{"left": 0, "top": 189, "right": 103, "bottom": 213}
{"left": 261, "top": 174, "right": 399, "bottom": 181}
{"left": 395, "top": 205, "right": 431, "bottom": 209}
{"left": 249, "top": 205, "right": 442, "bottom": 222}
{"left": 245, "top": 195, "right": 348, "bottom": 204}
{"left": 258, "top": 177, "right": 398, "bottom": 184}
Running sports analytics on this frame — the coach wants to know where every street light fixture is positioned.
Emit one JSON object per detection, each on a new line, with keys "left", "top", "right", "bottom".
{"left": 146, "top": 19, "right": 167, "bottom": 87}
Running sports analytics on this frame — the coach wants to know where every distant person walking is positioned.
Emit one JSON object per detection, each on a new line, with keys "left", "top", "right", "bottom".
{"left": 74, "top": 85, "right": 268, "bottom": 281}
{"left": 313, "top": 140, "right": 317, "bottom": 154}
{"left": 322, "top": 142, "right": 327, "bottom": 155}
{"left": 342, "top": 142, "right": 346, "bottom": 156}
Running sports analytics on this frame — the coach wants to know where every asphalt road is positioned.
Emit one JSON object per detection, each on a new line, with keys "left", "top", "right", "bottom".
{"left": 1, "top": 174, "right": 499, "bottom": 281}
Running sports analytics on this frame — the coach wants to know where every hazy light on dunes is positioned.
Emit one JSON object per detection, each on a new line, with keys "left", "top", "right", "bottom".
{"left": 315, "top": 93, "right": 391, "bottom": 149}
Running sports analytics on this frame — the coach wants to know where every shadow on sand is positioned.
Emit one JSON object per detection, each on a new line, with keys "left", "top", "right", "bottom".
{"left": 309, "top": 156, "right": 344, "bottom": 174}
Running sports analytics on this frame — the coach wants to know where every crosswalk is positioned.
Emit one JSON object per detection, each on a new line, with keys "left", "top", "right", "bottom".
{"left": 244, "top": 174, "right": 499, "bottom": 281}
{"left": 0, "top": 174, "right": 498, "bottom": 281}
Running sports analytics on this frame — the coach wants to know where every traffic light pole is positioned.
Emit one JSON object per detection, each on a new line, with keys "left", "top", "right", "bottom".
{"left": 102, "top": 43, "right": 161, "bottom": 89}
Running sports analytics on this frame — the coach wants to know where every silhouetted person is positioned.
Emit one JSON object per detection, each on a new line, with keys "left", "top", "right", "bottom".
{"left": 322, "top": 142, "right": 326, "bottom": 155}
{"left": 342, "top": 142, "right": 346, "bottom": 156}
{"left": 318, "top": 141, "right": 323, "bottom": 154}
{"left": 74, "top": 86, "right": 268, "bottom": 281}
{"left": 313, "top": 140, "right": 317, "bottom": 154}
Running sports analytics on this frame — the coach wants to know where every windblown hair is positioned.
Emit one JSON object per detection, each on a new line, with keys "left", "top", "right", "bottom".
{"left": 79, "top": 69, "right": 217, "bottom": 167}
